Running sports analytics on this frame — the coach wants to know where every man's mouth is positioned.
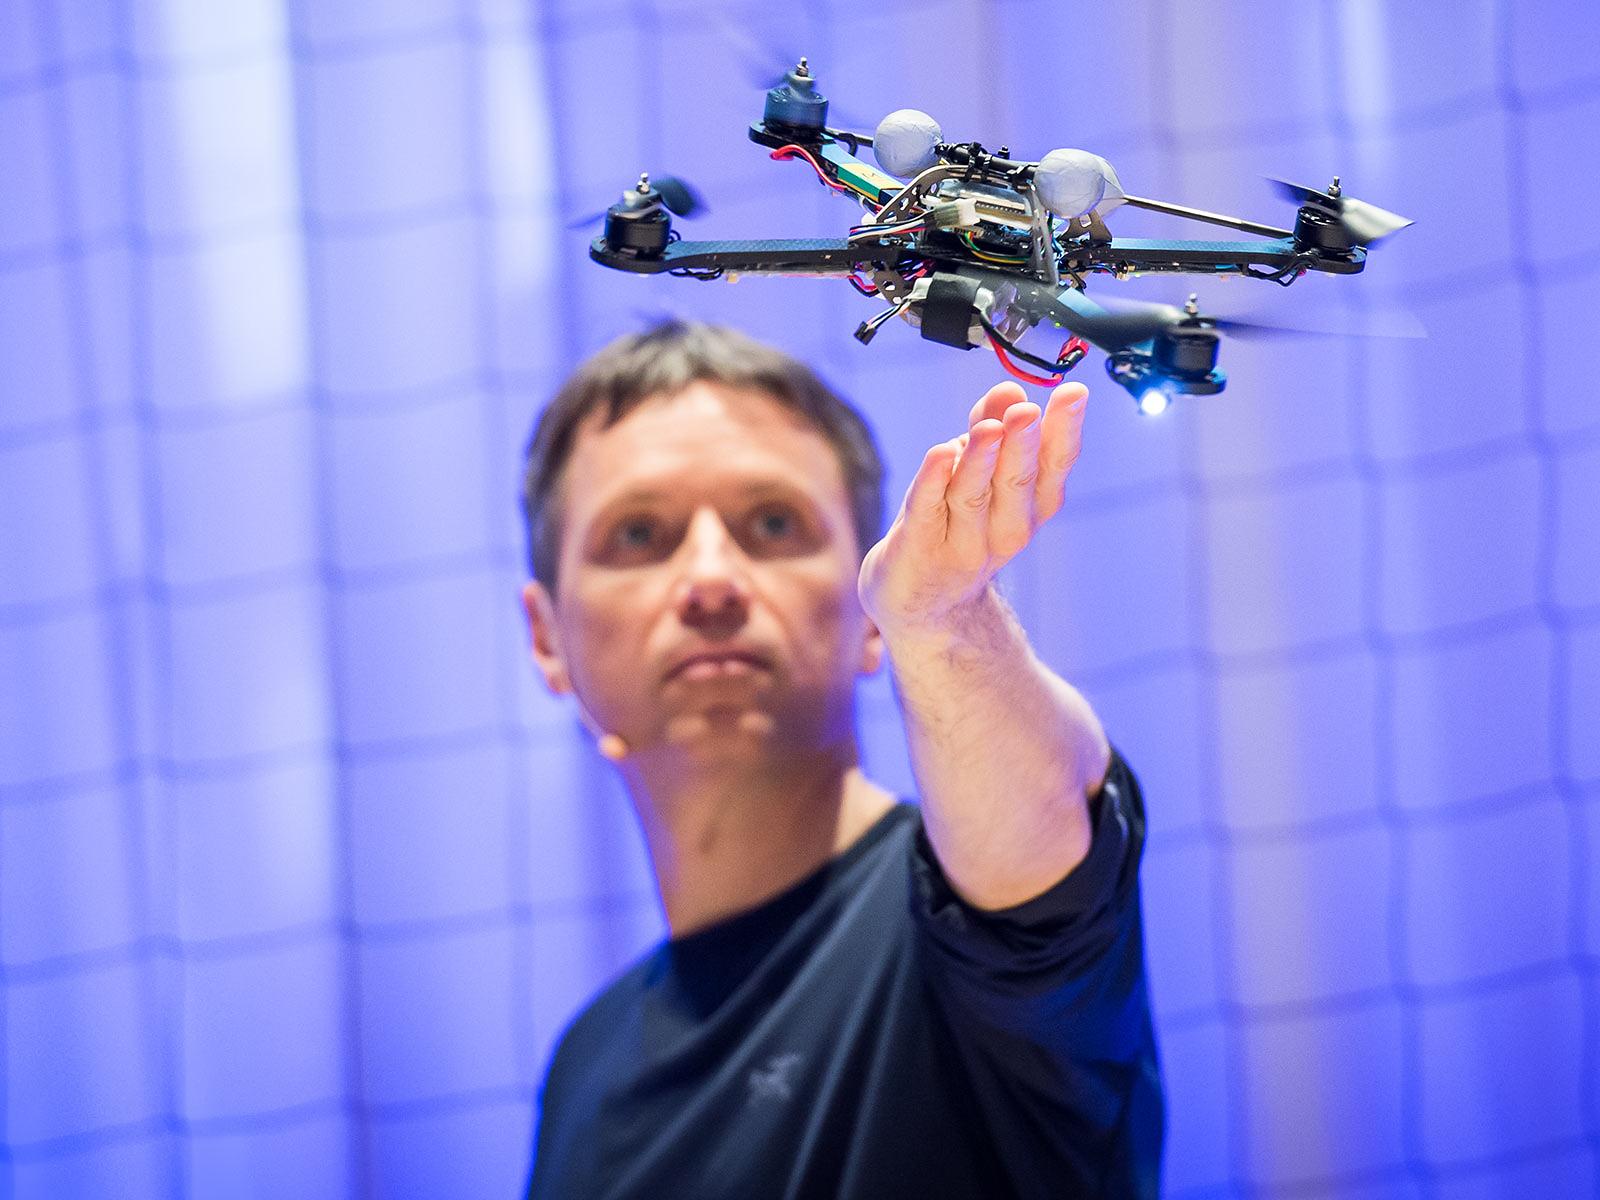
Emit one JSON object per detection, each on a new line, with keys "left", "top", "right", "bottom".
{"left": 665, "top": 650, "right": 771, "bottom": 682}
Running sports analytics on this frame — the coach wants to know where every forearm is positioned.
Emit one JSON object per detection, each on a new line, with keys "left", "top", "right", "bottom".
{"left": 885, "top": 586, "right": 1110, "bottom": 911}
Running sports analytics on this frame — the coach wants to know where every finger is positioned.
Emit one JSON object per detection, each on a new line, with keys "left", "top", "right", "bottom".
{"left": 989, "top": 401, "right": 1043, "bottom": 558}
{"left": 902, "top": 437, "right": 961, "bottom": 538}
{"left": 968, "top": 381, "right": 1029, "bottom": 428}
{"left": 945, "top": 418, "right": 1004, "bottom": 561}
{"left": 1035, "top": 382, "right": 1089, "bottom": 523}
{"left": 941, "top": 431, "right": 969, "bottom": 487}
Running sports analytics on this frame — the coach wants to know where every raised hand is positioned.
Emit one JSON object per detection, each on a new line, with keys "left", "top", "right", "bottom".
{"left": 858, "top": 379, "right": 1088, "bottom": 639}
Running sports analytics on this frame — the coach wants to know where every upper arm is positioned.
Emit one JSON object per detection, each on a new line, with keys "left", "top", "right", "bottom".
{"left": 910, "top": 747, "right": 1150, "bottom": 1052}
{"left": 908, "top": 750, "right": 1163, "bottom": 1189}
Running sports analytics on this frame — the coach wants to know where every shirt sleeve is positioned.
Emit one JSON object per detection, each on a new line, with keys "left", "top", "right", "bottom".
{"left": 911, "top": 746, "right": 1146, "bottom": 988}
{"left": 908, "top": 748, "right": 1162, "bottom": 1192}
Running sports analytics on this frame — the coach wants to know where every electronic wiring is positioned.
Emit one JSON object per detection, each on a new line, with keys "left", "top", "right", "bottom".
{"left": 978, "top": 315, "right": 1090, "bottom": 385}
{"left": 859, "top": 298, "right": 910, "bottom": 339}
{"left": 988, "top": 335, "right": 1065, "bottom": 386}
{"left": 769, "top": 144, "right": 880, "bottom": 205}
{"left": 959, "top": 231, "right": 1029, "bottom": 265}
{"left": 849, "top": 217, "right": 926, "bottom": 242}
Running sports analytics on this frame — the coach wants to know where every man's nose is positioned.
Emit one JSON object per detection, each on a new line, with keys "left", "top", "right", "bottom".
{"left": 675, "top": 509, "right": 752, "bottom": 627}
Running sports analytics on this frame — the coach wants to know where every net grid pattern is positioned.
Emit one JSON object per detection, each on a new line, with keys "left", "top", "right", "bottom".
{"left": 1, "top": 1, "right": 1597, "bottom": 1197}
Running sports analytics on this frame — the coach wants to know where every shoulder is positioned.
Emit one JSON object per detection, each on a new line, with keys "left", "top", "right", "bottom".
{"left": 540, "top": 943, "right": 659, "bottom": 1100}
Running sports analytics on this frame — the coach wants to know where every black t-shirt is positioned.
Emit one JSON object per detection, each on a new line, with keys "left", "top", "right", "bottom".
{"left": 528, "top": 752, "right": 1162, "bottom": 1199}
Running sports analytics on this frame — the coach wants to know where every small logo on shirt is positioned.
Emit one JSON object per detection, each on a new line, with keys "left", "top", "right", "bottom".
{"left": 747, "top": 1052, "right": 803, "bottom": 1103}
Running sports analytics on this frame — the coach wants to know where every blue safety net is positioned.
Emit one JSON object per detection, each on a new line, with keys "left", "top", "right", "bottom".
{"left": 1, "top": 1, "right": 1596, "bottom": 1196}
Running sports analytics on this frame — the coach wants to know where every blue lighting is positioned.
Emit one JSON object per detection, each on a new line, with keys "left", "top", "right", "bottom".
{"left": 4, "top": 5, "right": 1595, "bottom": 1198}
{"left": 1137, "top": 388, "right": 1171, "bottom": 417}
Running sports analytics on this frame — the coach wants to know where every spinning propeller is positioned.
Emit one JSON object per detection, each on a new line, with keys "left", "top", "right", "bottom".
{"left": 1271, "top": 176, "right": 1414, "bottom": 251}
{"left": 569, "top": 172, "right": 704, "bottom": 231}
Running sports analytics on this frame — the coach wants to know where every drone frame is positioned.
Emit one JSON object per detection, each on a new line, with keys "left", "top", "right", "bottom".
{"left": 588, "top": 64, "right": 1404, "bottom": 405}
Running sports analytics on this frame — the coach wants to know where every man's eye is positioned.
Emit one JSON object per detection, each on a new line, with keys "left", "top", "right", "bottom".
{"left": 752, "top": 507, "right": 797, "bottom": 540}
{"left": 615, "top": 518, "right": 658, "bottom": 549}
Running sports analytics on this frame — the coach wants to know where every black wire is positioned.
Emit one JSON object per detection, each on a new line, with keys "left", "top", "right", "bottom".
{"left": 977, "top": 315, "right": 1079, "bottom": 373}
{"left": 863, "top": 298, "right": 909, "bottom": 334}
{"left": 1240, "top": 252, "right": 1316, "bottom": 285}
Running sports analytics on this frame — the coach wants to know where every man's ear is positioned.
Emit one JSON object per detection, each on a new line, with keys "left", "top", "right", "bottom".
{"left": 522, "top": 581, "right": 572, "bottom": 695}
{"left": 859, "top": 615, "right": 884, "bottom": 676}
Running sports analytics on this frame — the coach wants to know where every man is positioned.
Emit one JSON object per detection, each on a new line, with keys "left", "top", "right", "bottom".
{"left": 520, "top": 321, "right": 1162, "bottom": 1198}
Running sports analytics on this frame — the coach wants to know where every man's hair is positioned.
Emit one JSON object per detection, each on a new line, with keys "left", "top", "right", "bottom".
{"left": 521, "top": 319, "right": 886, "bottom": 588}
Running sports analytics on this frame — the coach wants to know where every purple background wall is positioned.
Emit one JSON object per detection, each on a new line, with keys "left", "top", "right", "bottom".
{"left": 2, "top": 1, "right": 1597, "bottom": 1196}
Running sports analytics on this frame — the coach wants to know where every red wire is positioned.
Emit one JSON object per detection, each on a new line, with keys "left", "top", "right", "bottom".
{"left": 987, "top": 334, "right": 1063, "bottom": 387}
{"left": 986, "top": 334, "right": 1096, "bottom": 387}
{"left": 770, "top": 145, "right": 852, "bottom": 195}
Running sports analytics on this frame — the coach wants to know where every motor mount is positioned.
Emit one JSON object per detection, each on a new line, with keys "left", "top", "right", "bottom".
{"left": 1293, "top": 202, "right": 1356, "bottom": 256}
{"left": 762, "top": 59, "right": 829, "bottom": 134}
{"left": 603, "top": 173, "right": 673, "bottom": 258}
{"left": 1153, "top": 320, "right": 1222, "bottom": 379}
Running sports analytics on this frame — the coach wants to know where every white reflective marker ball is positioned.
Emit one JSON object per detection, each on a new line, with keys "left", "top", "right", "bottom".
{"left": 873, "top": 109, "right": 944, "bottom": 178}
{"left": 1034, "top": 148, "right": 1110, "bottom": 218}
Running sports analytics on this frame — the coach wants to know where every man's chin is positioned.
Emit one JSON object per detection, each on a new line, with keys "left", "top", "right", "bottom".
{"left": 662, "top": 705, "right": 778, "bottom": 755}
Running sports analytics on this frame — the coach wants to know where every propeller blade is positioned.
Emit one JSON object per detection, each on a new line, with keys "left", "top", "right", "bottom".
{"left": 1340, "top": 196, "right": 1413, "bottom": 244}
{"left": 1043, "top": 290, "right": 1182, "bottom": 349}
{"left": 1268, "top": 176, "right": 1331, "bottom": 206}
{"left": 712, "top": 17, "right": 800, "bottom": 89}
{"left": 653, "top": 175, "right": 704, "bottom": 218}
{"left": 1083, "top": 308, "right": 1184, "bottom": 347}
{"left": 1209, "top": 306, "right": 1427, "bottom": 341}
{"left": 709, "top": 22, "right": 877, "bottom": 130}
{"left": 1094, "top": 292, "right": 1427, "bottom": 342}
{"left": 1267, "top": 176, "right": 1413, "bottom": 247}
{"left": 566, "top": 174, "right": 706, "bottom": 229}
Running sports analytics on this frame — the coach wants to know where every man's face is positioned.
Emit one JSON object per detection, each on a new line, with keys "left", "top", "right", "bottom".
{"left": 523, "top": 381, "right": 882, "bottom": 763}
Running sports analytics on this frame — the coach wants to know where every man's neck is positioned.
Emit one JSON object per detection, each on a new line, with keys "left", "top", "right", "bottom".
{"left": 621, "top": 743, "right": 897, "bottom": 938}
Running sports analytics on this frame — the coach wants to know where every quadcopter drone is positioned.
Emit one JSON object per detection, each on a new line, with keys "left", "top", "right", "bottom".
{"left": 588, "top": 60, "right": 1413, "bottom": 412}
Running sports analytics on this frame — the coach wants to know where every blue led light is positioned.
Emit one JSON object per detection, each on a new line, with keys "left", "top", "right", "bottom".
{"left": 1138, "top": 388, "right": 1171, "bottom": 416}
